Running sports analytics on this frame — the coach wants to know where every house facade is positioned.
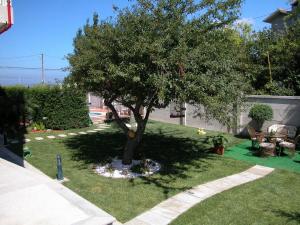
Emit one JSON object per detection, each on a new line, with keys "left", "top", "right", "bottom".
{"left": 264, "top": 0, "right": 299, "bottom": 32}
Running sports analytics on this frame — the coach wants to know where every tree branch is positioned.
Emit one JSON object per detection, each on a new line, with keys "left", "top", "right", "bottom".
{"left": 105, "top": 101, "right": 129, "bottom": 133}
{"left": 144, "top": 97, "right": 156, "bottom": 123}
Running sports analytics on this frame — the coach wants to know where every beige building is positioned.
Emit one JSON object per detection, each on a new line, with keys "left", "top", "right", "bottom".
{"left": 264, "top": 0, "right": 299, "bottom": 32}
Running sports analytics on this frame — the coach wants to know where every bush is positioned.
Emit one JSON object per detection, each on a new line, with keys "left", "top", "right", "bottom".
{"left": 31, "top": 122, "right": 45, "bottom": 131}
{"left": 1, "top": 85, "right": 90, "bottom": 130}
{"left": 248, "top": 104, "right": 273, "bottom": 122}
{"left": 0, "top": 85, "right": 27, "bottom": 134}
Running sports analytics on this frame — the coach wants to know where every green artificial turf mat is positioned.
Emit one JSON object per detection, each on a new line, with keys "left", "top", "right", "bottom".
{"left": 226, "top": 140, "right": 300, "bottom": 173}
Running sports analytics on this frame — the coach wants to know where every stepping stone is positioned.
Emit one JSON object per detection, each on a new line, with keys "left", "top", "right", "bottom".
{"left": 87, "top": 130, "right": 97, "bottom": 133}
{"left": 78, "top": 132, "right": 87, "bottom": 135}
{"left": 68, "top": 133, "right": 77, "bottom": 136}
{"left": 25, "top": 139, "right": 31, "bottom": 143}
{"left": 97, "top": 124, "right": 110, "bottom": 127}
{"left": 58, "top": 134, "right": 67, "bottom": 138}
{"left": 94, "top": 128, "right": 104, "bottom": 131}
{"left": 47, "top": 136, "right": 56, "bottom": 139}
{"left": 35, "top": 137, "right": 44, "bottom": 141}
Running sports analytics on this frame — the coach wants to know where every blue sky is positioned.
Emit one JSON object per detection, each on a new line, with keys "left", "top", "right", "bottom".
{"left": 0, "top": 0, "right": 291, "bottom": 85}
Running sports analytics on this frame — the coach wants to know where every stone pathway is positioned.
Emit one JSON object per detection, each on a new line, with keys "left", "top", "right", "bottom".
{"left": 124, "top": 165, "right": 274, "bottom": 225}
{"left": 20, "top": 124, "right": 110, "bottom": 143}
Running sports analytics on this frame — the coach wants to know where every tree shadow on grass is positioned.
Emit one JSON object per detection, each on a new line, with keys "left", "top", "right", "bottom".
{"left": 64, "top": 128, "right": 218, "bottom": 196}
{"left": 272, "top": 209, "right": 300, "bottom": 223}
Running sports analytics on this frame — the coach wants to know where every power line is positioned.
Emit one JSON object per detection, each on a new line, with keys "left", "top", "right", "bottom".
{"left": 0, "top": 54, "right": 40, "bottom": 59}
{"left": 0, "top": 66, "right": 65, "bottom": 71}
{"left": 44, "top": 54, "right": 66, "bottom": 60}
{"left": 0, "top": 54, "right": 66, "bottom": 61}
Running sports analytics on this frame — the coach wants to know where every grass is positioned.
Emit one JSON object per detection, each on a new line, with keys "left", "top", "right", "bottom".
{"left": 226, "top": 141, "right": 300, "bottom": 173}
{"left": 11, "top": 121, "right": 252, "bottom": 223}
{"left": 171, "top": 169, "right": 300, "bottom": 225}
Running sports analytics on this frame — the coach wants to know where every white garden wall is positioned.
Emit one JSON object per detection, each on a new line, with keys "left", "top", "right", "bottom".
{"left": 150, "top": 95, "right": 300, "bottom": 135}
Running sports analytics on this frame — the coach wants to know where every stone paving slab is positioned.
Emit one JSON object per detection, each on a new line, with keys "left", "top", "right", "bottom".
{"left": 47, "top": 135, "right": 56, "bottom": 139}
{"left": 58, "top": 134, "right": 67, "bottom": 137}
{"left": 87, "top": 130, "right": 97, "bottom": 133}
{"left": 186, "top": 185, "right": 217, "bottom": 200}
{"left": 135, "top": 211, "right": 171, "bottom": 225}
{"left": 35, "top": 137, "right": 44, "bottom": 140}
{"left": 79, "top": 132, "right": 87, "bottom": 135}
{"left": 125, "top": 219, "right": 150, "bottom": 225}
{"left": 68, "top": 133, "right": 78, "bottom": 136}
{"left": 125, "top": 165, "right": 274, "bottom": 225}
{"left": 155, "top": 198, "right": 191, "bottom": 214}
{"left": 171, "top": 192, "right": 200, "bottom": 206}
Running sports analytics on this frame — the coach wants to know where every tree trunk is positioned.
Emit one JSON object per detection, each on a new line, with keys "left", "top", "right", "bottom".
{"left": 122, "top": 122, "right": 145, "bottom": 165}
{"left": 105, "top": 100, "right": 152, "bottom": 165}
{"left": 122, "top": 137, "right": 139, "bottom": 165}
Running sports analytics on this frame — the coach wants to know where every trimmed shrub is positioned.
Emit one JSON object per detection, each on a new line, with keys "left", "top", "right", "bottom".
{"left": 1, "top": 85, "right": 90, "bottom": 130}
{"left": 248, "top": 104, "right": 273, "bottom": 122}
{"left": 0, "top": 85, "right": 27, "bottom": 133}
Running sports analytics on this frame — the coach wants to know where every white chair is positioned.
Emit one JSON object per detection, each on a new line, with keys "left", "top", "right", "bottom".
{"left": 268, "top": 124, "right": 297, "bottom": 139}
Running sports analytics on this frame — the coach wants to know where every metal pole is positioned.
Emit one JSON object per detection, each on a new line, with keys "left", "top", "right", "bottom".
{"left": 56, "top": 154, "right": 64, "bottom": 180}
{"left": 41, "top": 53, "right": 45, "bottom": 84}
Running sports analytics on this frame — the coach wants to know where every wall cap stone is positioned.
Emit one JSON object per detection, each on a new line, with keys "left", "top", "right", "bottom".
{"left": 246, "top": 95, "right": 300, "bottom": 100}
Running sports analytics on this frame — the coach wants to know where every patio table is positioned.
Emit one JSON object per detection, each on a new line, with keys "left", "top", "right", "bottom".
{"left": 256, "top": 132, "right": 287, "bottom": 156}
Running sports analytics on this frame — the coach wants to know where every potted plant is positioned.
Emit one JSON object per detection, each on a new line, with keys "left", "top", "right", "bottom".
{"left": 248, "top": 104, "right": 273, "bottom": 132}
{"left": 206, "top": 135, "right": 228, "bottom": 155}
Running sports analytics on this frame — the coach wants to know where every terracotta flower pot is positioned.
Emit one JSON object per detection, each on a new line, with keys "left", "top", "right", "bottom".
{"left": 214, "top": 146, "right": 225, "bottom": 155}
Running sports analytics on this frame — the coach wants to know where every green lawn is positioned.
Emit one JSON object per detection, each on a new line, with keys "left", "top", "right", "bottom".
{"left": 8, "top": 121, "right": 300, "bottom": 224}
{"left": 13, "top": 121, "right": 251, "bottom": 223}
{"left": 171, "top": 169, "right": 300, "bottom": 225}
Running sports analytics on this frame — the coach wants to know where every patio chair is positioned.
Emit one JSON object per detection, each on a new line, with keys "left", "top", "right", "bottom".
{"left": 268, "top": 124, "right": 297, "bottom": 139}
{"left": 279, "top": 134, "right": 300, "bottom": 157}
{"left": 274, "top": 127, "right": 288, "bottom": 143}
{"left": 247, "top": 126, "right": 264, "bottom": 150}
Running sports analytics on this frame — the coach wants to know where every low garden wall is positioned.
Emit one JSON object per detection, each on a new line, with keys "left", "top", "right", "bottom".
{"left": 150, "top": 103, "right": 229, "bottom": 132}
{"left": 239, "top": 95, "right": 300, "bottom": 136}
{"left": 150, "top": 95, "right": 300, "bottom": 135}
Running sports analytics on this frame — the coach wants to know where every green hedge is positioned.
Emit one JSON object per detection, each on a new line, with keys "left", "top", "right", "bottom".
{"left": 1, "top": 85, "right": 90, "bottom": 130}
{"left": 0, "top": 85, "right": 27, "bottom": 133}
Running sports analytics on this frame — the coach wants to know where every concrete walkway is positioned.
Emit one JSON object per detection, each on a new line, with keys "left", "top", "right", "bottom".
{"left": 0, "top": 148, "right": 116, "bottom": 225}
{"left": 124, "top": 165, "right": 274, "bottom": 225}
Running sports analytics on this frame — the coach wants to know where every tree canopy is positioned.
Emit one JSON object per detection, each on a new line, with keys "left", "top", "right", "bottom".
{"left": 68, "top": 0, "right": 248, "bottom": 164}
{"left": 244, "top": 20, "right": 300, "bottom": 95}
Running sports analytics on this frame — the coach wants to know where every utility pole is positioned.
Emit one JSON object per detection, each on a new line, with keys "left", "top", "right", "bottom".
{"left": 41, "top": 53, "right": 45, "bottom": 84}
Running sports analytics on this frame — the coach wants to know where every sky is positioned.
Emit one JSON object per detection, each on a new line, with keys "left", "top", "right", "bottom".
{"left": 0, "top": 0, "right": 291, "bottom": 86}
